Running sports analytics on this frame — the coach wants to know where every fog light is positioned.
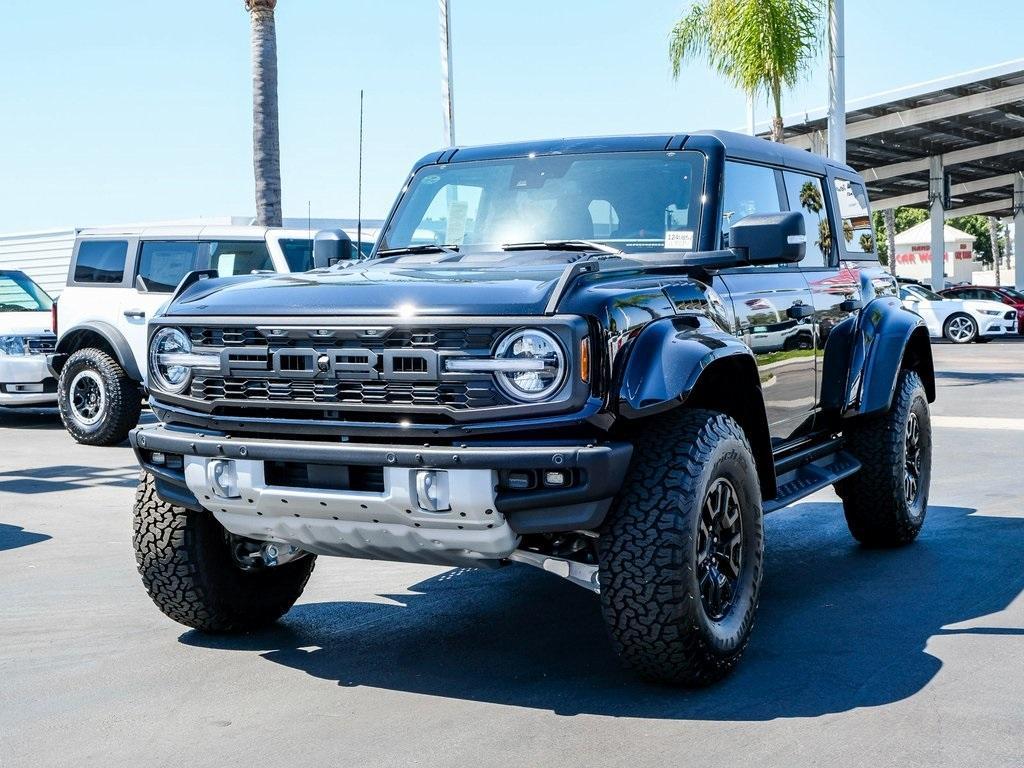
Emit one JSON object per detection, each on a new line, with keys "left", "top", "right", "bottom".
{"left": 415, "top": 470, "right": 450, "bottom": 512}
{"left": 505, "top": 471, "right": 534, "bottom": 490}
{"left": 544, "top": 470, "right": 568, "bottom": 487}
{"left": 208, "top": 459, "right": 240, "bottom": 499}
{"left": 150, "top": 452, "right": 166, "bottom": 466}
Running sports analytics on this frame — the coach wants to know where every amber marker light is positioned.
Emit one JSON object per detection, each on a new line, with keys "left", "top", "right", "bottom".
{"left": 579, "top": 337, "right": 590, "bottom": 383}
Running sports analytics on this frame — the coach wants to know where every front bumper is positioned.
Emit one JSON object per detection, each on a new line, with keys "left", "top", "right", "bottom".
{"left": 978, "top": 314, "right": 1017, "bottom": 337}
{"left": 130, "top": 424, "right": 631, "bottom": 567}
{"left": 0, "top": 356, "right": 57, "bottom": 406}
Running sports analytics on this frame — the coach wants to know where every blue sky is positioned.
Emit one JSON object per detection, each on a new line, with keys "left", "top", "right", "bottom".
{"left": 2, "top": 0, "right": 1023, "bottom": 232}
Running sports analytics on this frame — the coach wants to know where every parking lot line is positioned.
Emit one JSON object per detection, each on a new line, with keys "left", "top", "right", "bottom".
{"left": 932, "top": 416, "right": 1024, "bottom": 431}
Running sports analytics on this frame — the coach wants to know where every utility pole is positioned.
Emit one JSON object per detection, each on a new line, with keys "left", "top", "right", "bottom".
{"left": 746, "top": 94, "right": 756, "bottom": 136}
{"left": 827, "top": 0, "right": 846, "bottom": 163}
{"left": 438, "top": 0, "right": 456, "bottom": 147}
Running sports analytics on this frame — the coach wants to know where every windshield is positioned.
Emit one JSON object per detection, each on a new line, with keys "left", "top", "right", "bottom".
{"left": 0, "top": 271, "right": 53, "bottom": 312}
{"left": 378, "top": 151, "right": 706, "bottom": 255}
{"left": 903, "top": 284, "right": 943, "bottom": 302}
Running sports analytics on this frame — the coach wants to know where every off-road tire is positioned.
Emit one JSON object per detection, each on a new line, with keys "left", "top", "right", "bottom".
{"left": 942, "top": 312, "right": 977, "bottom": 344}
{"left": 836, "top": 369, "right": 931, "bottom": 547}
{"left": 133, "top": 472, "right": 316, "bottom": 632}
{"left": 598, "top": 409, "right": 764, "bottom": 686}
{"left": 57, "top": 348, "right": 142, "bottom": 446}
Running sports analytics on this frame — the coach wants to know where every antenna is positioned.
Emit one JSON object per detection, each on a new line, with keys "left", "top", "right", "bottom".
{"left": 357, "top": 89, "right": 364, "bottom": 256}
{"left": 307, "top": 200, "right": 312, "bottom": 243}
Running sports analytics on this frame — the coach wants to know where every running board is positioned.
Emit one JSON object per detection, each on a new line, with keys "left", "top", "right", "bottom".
{"left": 763, "top": 449, "right": 861, "bottom": 514}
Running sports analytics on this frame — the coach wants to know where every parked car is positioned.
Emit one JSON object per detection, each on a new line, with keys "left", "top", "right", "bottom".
{"left": 48, "top": 225, "right": 359, "bottom": 446}
{"left": 899, "top": 282, "right": 1017, "bottom": 343}
{"left": 939, "top": 284, "right": 1024, "bottom": 334}
{"left": 128, "top": 131, "right": 936, "bottom": 686}
{"left": 0, "top": 270, "right": 57, "bottom": 408}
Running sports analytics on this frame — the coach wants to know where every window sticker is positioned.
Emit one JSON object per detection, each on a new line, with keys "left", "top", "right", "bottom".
{"left": 664, "top": 229, "right": 694, "bottom": 250}
{"left": 445, "top": 200, "right": 469, "bottom": 244}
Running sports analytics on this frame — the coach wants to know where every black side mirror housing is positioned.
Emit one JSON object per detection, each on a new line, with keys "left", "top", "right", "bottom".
{"left": 312, "top": 229, "right": 357, "bottom": 269}
{"left": 728, "top": 211, "right": 806, "bottom": 265}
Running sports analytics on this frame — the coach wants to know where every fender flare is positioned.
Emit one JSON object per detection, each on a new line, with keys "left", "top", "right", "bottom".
{"left": 616, "top": 317, "right": 777, "bottom": 498}
{"left": 844, "top": 296, "right": 935, "bottom": 418}
{"left": 54, "top": 321, "right": 143, "bottom": 382}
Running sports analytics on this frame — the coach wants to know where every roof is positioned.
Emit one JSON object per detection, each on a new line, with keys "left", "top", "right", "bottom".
{"left": 415, "top": 130, "right": 855, "bottom": 175}
{"left": 766, "top": 59, "right": 1024, "bottom": 218}
{"left": 893, "top": 220, "right": 977, "bottom": 245}
{"left": 77, "top": 225, "right": 315, "bottom": 239}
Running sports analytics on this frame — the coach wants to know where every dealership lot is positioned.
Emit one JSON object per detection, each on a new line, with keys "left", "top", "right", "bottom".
{"left": 1, "top": 340, "right": 1022, "bottom": 768}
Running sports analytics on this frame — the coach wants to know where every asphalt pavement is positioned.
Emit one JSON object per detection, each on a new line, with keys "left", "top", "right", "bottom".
{"left": 2, "top": 339, "right": 1023, "bottom": 768}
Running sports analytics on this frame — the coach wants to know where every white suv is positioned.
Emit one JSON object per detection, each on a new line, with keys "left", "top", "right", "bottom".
{"left": 50, "top": 225, "right": 347, "bottom": 445}
{"left": 0, "top": 270, "right": 58, "bottom": 409}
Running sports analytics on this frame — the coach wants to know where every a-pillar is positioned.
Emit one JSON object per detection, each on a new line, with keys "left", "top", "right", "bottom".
{"left": 929, "top": 156, "right": 946, "bottom": 290}
{"left": 1015, "top": 173, "right": 1024, "bottom": 293}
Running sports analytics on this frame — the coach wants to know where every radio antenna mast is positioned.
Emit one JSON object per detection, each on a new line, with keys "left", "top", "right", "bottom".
{"left": 357, "top": 89, "right": 364, "bottom": 256}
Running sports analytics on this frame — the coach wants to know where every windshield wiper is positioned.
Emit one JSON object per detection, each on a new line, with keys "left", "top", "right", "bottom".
{"left": 376, "top": 244, "right": 461, "bottom": 257}
{"left": 501, "top": 239, "right": 624, "bottom": 256}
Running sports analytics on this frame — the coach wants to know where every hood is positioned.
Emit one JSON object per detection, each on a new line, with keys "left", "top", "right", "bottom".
{"left": 0, "top": 310, "right": 53, "bottom": 335}
{"left": 164, "top": 253, "right": 588, "bottom": 317}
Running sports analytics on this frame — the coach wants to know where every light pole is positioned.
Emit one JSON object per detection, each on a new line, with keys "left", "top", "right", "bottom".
{"left": 827, "top": 0, "right": 846, "bottom": 163}
{"left": 439, "top": 0, "right": 456, "bottom": 147}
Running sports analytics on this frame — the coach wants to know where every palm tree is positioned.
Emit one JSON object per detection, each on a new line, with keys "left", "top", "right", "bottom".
{"left": 246, "top": 0, "right": 283, "bottom": 227}
{"left": 669, "top": 0, "right": 824, "bottom": 142}
{"left": 988, "top": 216, "right": 1001, "bottom": 286}
{"left": 883, "top": 208, "right": 897, "bottom": 277}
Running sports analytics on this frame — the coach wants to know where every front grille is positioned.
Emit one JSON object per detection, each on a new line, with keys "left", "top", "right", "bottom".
{"left": 190, "top": 376, "right": 502, "bottom": 409}
{"left": 178, "top": 324, "right": 511, "bottom": 414}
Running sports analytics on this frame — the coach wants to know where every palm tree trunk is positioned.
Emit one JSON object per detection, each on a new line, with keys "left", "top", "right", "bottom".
{"left": 248, "top": 0, "right": 282, "bottom": 227}
{"left": 884, "top": 208, "right": 897, "bottom": 277}
{"left": 770, "top": 82, "right": 785, "bottom": 143}
{"left": 988, "top": 216, "right": 1001, "bottom": 286}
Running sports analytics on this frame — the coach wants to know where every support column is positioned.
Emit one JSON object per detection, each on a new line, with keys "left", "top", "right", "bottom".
{"left": 828, "top": 0, "right": 846, "bottom": 163}
{"left": 929, "top": 156, "right": 946, "bottom": 290}
{"left": 1015, "top": 173, "right": 1024, "bottom": 292}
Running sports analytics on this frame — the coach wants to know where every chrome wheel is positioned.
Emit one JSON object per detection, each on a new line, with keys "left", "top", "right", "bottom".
{"left": 697, "top": 478, "right": 744, "bottom": 621}
{"left": 946, "top": 315, "right": 976, "bottom": 343}
{"left": 904, "top": 411, "right": 922, "bottom": 506}
{"left": 69, "top": 370, "right": 105, "bottom": 426}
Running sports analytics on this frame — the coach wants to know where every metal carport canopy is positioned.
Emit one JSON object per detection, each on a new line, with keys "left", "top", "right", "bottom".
{"left": 762, "top": 59, "right": 1024, "bottom": 219}
{"left": 760, "top": 59, "right": 1024, "bottom": 289}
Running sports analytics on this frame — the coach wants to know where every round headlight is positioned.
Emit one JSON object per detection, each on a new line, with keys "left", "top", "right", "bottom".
{"left": 493, "top": 329, "right": 566, "bottom": 402}
{"left": 149, "top": 327, "right": 193, "bottom": 394}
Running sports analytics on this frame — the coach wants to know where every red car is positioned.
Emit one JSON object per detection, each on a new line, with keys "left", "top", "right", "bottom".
{"left": 939, "top": 285, "right": 1024, "bottom": 334}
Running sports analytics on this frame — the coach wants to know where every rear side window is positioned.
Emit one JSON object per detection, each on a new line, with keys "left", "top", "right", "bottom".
{"left": 783, "top": 172, "right": 832, "bottom": 268}
{"left": 203, "top": 240, "right": 273, "bottom": 276}
{"left": 834, "top": 179, "right": 875, "bottom": 254}
{"left": 74, "top": 240, "right": 128, "bottom": 284}
{"left": 137, "top": 241, "right": 201, "bottom": 292}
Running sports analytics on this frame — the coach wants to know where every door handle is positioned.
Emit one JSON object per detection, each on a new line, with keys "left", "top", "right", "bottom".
{"left": 123, "top": 309, "right": 146, "bottom": 319}
{"left": 787, "top": 303, "right": 814, "bottom": 320}
{"left": 839, "top": 298, "right": 862, "bottom": 312}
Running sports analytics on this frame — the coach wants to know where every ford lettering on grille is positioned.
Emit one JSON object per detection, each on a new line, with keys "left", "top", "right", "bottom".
{"left": 220, "top": 347, "right": 441, "bottom": 382}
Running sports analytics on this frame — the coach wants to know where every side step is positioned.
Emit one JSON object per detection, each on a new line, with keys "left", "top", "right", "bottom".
{"left": 763, "top": 447, "right": 861, "bottom": 514}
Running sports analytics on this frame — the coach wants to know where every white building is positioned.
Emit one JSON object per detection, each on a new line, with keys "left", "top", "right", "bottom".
{"left": 892, "top": 219, "right": 978, "bottom": 286}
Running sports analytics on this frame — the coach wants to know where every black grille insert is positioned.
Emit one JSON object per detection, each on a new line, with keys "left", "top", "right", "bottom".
{"left": 265, "top": 461, "right": 385, "bottom": 493}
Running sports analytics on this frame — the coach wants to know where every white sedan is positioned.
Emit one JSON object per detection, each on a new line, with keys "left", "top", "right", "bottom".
{"left": 0, "top": 270, "right": 58, "bottom": 407}
{"left": 900, "top": 283, "right": 1018, "bottom": 344}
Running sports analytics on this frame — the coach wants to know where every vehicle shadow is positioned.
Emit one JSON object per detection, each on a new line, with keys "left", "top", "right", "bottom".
{"left": 934, "top": 370, "right": 1024, "bottom": 386}
{"left": 0, "top": 522, "right": 52, "bottom": 552}
{"left": 179, "top": 504, "right": 1024, "bottom": 720}
{"left": 0, "top": 407, "right": 61, "bottom": 430}
{"left": 0, "top": 464, "right": 139, "bottom": 494}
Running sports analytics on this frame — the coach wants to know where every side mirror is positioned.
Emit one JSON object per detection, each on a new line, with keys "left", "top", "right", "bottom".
{"left": 312, "top": 229, "right": 357, "bottom": 269}
{"left": 729, "top": 211, "right": 806, "bottom": 265}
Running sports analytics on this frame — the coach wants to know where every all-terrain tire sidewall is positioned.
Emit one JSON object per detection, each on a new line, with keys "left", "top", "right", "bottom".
{"left": 838, "top": 370, "right": 932, "bottom": 546}
{"left": 58, "top": 348, "right": 142, "bottom": 446}
{"left": 598, "top": 409, "right": 764, "bottom": 686}
{"left": 133, "top": 472, "right": 316, "bottom": 632}
{"left": 943, "top": 313, "right": 977, "bottom": 344}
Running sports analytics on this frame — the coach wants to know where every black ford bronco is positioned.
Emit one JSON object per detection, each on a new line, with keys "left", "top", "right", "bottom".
{"left": 131, "top": 131, "right": 934, "bottom": 685}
